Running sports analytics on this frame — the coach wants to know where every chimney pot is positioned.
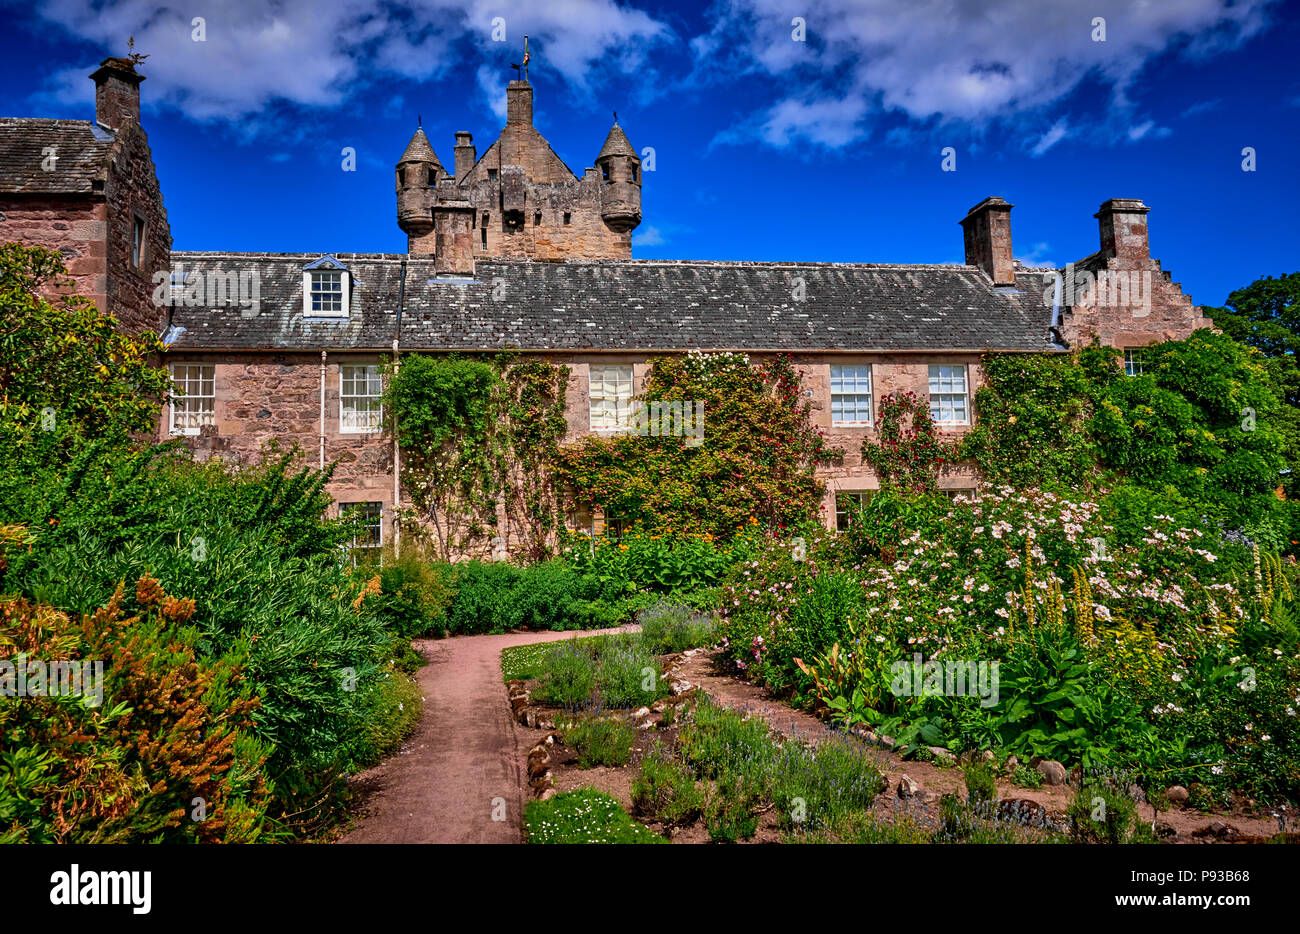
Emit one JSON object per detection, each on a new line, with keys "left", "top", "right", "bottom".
{"left": 453, "top": 131, "right": 476, "bottom": 182}
{"left": 960, "top": 196, "right": 1015, "bottom": 286}
{"left": 1095, "top": 198, "right": 1151, "bottom": 264}
{"left": 89, "top": 57, "right": 144, "bottom": 131}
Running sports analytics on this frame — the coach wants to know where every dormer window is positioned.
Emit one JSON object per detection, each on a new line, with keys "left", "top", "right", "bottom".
{"left": 312, "top": 271, "right": 343, "bottom": 313}
{"left": 302, "top": 257, "right": 351, "bottom": 318}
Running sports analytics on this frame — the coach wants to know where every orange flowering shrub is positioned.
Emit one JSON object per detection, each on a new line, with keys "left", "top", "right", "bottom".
{"left": 0, "top": 577, "right": 268, "bottom": 843}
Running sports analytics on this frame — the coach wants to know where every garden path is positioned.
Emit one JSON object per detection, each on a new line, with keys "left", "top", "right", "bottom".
{"left": 338, "top": 624, "right": 638, "bottom": 845}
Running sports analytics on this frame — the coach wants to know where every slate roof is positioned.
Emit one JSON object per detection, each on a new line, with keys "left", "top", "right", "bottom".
{"left": 597, "top": 124, "right": 637, "bottom": 161}
{"left": 161, "top": 252, "right": 1062, "bottom": 353}
{"left": 0, "top": 118, "right": 114, "bottom": 195}
{"left": 398, "top": 127, "right": 441, "bottom": 168}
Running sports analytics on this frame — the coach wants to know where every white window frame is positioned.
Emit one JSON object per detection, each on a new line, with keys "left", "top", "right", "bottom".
{"left": 1124, "top": 348, "right": 1144, "bottom": 377}
{"left": 835, "top": 491, "right": 872, "bottom": 532}
{"left": 169, "top": 363, "right": 215, "bottom": 436}
{"left": 303, "top": 269, "right": 349, "bottom": 318}
{"left": 340, "top": 364, "right": 383, "bottom": 433}
{"left": 341, "top": 501, "right": 383, "bottom": 565}
{"left": 830, "top": 364, "right": 873, "bottom": 425}
{"left": 928, "top": 364, "right": 970, "bottom": 426}
{"left": 589, "top": 363, "right": 634, "bottom": 431}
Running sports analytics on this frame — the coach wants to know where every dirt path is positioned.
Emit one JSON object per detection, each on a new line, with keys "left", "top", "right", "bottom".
{"left": 338, "top": 624, "right": 637, "bottom": 845}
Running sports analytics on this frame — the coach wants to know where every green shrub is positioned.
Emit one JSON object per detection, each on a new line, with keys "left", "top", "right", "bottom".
{"left": 557, "top": 713, "right": 636, "bottom": 768}
{"left": 594, "top": 638, "right": 665, "bottom": 708}
{"left": 704, "top": 772, "right": 763, "bottom": 842}
{"left": 365, "top": 549, "right": 453, "bottom": 638}
{"left": 631, "top": 740, "right": 703, "bottom": 825}
{"left": 511, "top": 560, "right": 586, "bottom": 631}
{"left": 964, "top": 760, "right": 998, "bottom": 809}
{"left": 678, "top": 698, "right": 777, "bottom": 784}
{"left": 524, "top": 788, "right": 665, "bottom": 844}
{"left": 637, "top": 601, "right": 717, "bottom": 654}
{"left": 0, "top": 443, "right": 418, "bottom": 836}
{"left": 1012, "top": 764, "right": 1044, "bottom": 789}
{"left": 1068, "top": 783, "right": 1139, "bottom": 844}
{"left": 446, "top": 561, "right": 520, "bottom": 634}
{"left": 774, "top": 736, "right": 885, "bottom": 831}
{"left": 532, "top": 639, "right": 598, "bottom": 709}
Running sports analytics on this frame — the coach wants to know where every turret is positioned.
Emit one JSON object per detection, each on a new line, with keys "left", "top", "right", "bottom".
{"left": 396, "top": 126, "right": 442, "bottom": 246}
{"left": 595, "top": 122, "right": 641, "bottom": 233}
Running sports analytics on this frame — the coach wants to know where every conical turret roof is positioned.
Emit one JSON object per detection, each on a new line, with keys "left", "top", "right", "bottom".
{"left": 398, "top": 127, "right": 443, "bottom": 168}
{"left": 597, "top": 123, "right": 637, "bottom": 161}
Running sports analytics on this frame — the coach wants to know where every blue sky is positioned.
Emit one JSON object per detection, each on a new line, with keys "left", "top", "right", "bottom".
{"left": 1, "top": 0, "right": 1297, "bottom": 307}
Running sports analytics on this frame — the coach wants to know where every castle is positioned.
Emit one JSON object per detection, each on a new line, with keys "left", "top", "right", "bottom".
{"left": 0, "top": 58, "right": 1214, "bottom": 557}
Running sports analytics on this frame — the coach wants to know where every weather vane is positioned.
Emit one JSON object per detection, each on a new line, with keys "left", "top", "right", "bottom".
{"left": 510, "top": 35, "right": 530, "bottom": 81}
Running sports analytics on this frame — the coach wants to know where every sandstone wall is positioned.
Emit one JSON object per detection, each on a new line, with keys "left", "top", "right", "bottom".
{"left": 0, "top": 120, "right": 170, "bottom": 338}
{"left": 104, "top": 121, "right": 172, "bottom": 336}
{"left": 161, "top": 351, "right": 397, "bottom": 526}
{"left": 0, "top": 196, "right": 110, "bottom": 312}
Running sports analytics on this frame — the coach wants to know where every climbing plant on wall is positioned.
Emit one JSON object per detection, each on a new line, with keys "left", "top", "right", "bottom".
{"left": 860, "top": 391, "right": 958, "bottom": 494}
{"left": 555, "top": 352, "right": 841, "bottom": 540}
{"left": 959, "top": 331, "right": 1289, "bottom": 542}
{"left": 384, "top": 353, "right": 568, "bottom": 561}
{"left": 501, "top": 358, "right": 570, "bottom": 562}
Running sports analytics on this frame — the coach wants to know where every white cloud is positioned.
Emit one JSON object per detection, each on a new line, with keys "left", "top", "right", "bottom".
{"left": 1029, "top": 118, "right": 1070, "bottom": 157}
{"left": 31, "top": 0, "right": 671, "bottom": 123}
{"left": 476, "top": 65, "right": 508, "bottom": 123}
{"left": 632, "top": 225, "right": 666, "bottom": 247}
{"left": 696, "top": 0, "right": 1275, "bottom": 150}
{"left": 1015, "top": 241, "right": 1056, "bottom": 268}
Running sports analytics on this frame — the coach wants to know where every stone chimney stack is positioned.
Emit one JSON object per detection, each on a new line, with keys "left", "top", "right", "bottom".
{"left": 90, "top": 56, "right": 144, "bottom": 131}
{"left": 960, "top": 196, "right": 1015, "bottom": 286}
{"left": 506, "top": 80, "right": 533, "bottom": 126}
{"left": 433, "top": 202, "right": 476, "bottom": 276}
{"left": 454, "top": 131, "right": 476, "bottom": 181}
{"left": 1095, "top": 198, "right": 1151, "bottom": 266}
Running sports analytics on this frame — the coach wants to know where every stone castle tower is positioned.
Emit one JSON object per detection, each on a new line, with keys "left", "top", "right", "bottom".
{"left": 396, "top": 77, "right": 641, "bottom": 271}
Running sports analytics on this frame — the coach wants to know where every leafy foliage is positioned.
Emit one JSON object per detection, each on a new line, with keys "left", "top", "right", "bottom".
{"left": 557, "top": 352, "right": 841, "bottom": 539}
{"left": 861, "top": 391, "right": 958, "bottom": 494}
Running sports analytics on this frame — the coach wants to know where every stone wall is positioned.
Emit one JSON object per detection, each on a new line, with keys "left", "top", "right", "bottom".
{"left": 0, "top": 196, "right": 109, "bottom": 311}
{"left": 161, "top": 351, "right": 397, "bottom": 526}
{"left": 1058, "top": 199, "right": 1213, "bottom": 349}
{"left": 166, "top": 349, "right": 989, "bottom": 551}
{"left": 104, "top": 121, "right": 172, "bottom": 336}
{"left": 1057, "top": 257, "right": 1214, "bottom": 349}
{"left": 0, "top": 120, "right": 170, "bottom": 338}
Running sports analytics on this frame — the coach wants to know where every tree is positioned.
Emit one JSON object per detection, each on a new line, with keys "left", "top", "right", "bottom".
{"left": 1205, "top": 273, "right": 1300, "bottom": 496}
{"left": 0, "top": 242, "right": 169, "bottom": 451}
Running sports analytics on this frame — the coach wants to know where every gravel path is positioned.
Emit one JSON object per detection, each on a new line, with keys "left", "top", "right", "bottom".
{"left": 338, "top": 625, "right": 636, "bottom": 845}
